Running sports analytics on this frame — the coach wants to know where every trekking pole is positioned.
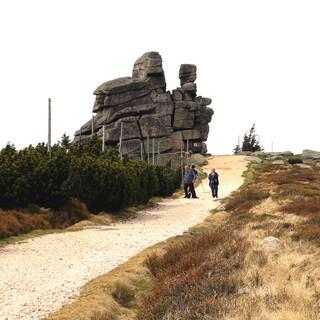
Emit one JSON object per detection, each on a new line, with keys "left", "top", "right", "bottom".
{"left": 199, "top": 179, "right": 206, "bottom": 192}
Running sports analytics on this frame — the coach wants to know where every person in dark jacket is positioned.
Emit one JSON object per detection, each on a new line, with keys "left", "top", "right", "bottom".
{"left": 183, "top": 165, "right": 196, "bottom": 198}
{"left": 208, "top": 168, "right": 219, "bottom": 198}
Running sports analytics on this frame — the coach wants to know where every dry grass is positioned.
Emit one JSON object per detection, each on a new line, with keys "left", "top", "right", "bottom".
{"left": 0, "top": 198, "right": 91, "bottom": 240}
{"left": 112, "top": 282, "right": 135, "bottom": 307}
{"left": 44, "top": 159, "right": 320, "bottom": 320}
{"left": 136, "top": 160, "right": 320, "bottom": 320}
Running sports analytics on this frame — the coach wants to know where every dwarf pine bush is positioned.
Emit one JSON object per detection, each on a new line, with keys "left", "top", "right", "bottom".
{"left": 0, "top": 136, "right": 181, "bottom": 213}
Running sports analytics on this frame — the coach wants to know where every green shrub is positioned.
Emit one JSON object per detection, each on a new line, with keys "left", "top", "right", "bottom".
{"left": 112, "top": 282, "right": 135, "bottom": 307}
{"left": 288, "top": 156, "right": 303, "bottom": 164}
{"left": 0, "top": 137, "right": 181, "bottom": 217}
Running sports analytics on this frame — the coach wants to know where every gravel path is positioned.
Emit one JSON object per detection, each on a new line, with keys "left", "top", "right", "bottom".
{"left": 0, "top": 156, "right": 248, "bottom": 320}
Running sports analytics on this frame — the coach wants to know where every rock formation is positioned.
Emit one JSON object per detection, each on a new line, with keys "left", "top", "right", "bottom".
{"left": 74, "top": 52, "right": 213, "bottom": 163}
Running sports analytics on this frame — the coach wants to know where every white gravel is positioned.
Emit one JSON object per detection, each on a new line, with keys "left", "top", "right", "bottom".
{"left": 0, "top": 156, "right": 247, "bottom": 320}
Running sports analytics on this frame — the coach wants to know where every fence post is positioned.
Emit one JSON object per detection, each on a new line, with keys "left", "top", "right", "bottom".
{"left": 152, "top": 138, "right": 155, "bottom": 165}
{"left": 119, "top": 122, "right": 123, "bottom": 160}
{"left": 140, "top": 141, "right": 143, "bottom": 161}
{"left": 48, "top": 98, "right": 51, "bottom": 158}
{"left": 91, "top": 115, "right": 94, "bottom": 137}
{"left": 147, "top": 135, "right": 150, "bottom": 163}
{"left": 186, "top": 139, "right": 189, "bottom": 157}
{"left": 102, "top": 125, "right": 105, "bottom": 152}
{"left": 180, "top": 148, "right": 184, "bottom": 183}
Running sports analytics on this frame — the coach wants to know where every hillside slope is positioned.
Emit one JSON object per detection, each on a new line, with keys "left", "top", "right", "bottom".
{"left": 137, "top": 159, "right": 320, "bottom": 320}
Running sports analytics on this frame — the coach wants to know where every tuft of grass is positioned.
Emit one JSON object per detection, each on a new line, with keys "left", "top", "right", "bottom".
{"left": 111, "top": 282, "right": 135, "bottom": 307}
{"left": 144, "top": 252, "right": 162, "bottom": 277}
{"left": 90, "top": 311, "right": 116, "bottom": 320}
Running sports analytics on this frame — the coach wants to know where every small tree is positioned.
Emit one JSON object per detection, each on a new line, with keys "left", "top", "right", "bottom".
{"left": 234, "top": 124, "right": 263, "bottom": 153}
{"left": 60, "top": 133, "right": 71, "bottom": 149}
{"left": 233, "top": 144, "right": 241, "bottom": 155}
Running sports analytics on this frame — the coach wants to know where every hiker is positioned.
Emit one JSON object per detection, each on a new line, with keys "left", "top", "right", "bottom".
{"left": 208, "top": 168, "right": 219, "bottom": 198}
{"left": 183, "top": 165, "right": 197, "bottom": 198}
{"left": 190, "top": 164, "right": 199, "bottom": 198}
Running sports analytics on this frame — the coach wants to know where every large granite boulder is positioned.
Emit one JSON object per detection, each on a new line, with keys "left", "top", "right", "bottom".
{"left": 179, "top": 64, "right": 197, "bottom": 86}
{"left": 74, "top": 51, "right": 214, "bottom": 163}
{"left": 302, "top": 150, "right": 320, "bottom": 160}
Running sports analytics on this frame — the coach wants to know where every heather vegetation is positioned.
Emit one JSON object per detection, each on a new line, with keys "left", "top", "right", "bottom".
{"left": 0, "top": 135, "right": 181, "bottom": 239}
{"left": 135, "top": 160, "right": 320, "bottom": 320}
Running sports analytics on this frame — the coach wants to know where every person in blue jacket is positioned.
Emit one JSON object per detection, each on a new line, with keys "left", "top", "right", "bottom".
{"left": 208, "top": 168, "right": 219, "bottom": 198}
{"left": 183, "top": 165, "right": 196, "bottom": 198}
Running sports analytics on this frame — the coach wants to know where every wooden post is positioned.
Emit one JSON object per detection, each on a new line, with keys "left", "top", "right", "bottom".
{"left": 152, "top": 138, "right": 155, "bottom": 165}
{"left": 91, "top": 115, "right": 94, "bottom": 137}
{"left": 180, "top": 148, "right": 184, "bottom": 183}
{"left": 147, "top": 135, "right": 150, "bottom": 164}
{"left": 119, "top": 122, "right": 123, "bottom": 160}
{"left": 102, "top": 125, "right": 105, "bottom": 152}
{"left": 48, "top": 98, "right": 51, "bottom": 158}
{"left": 140, "top": 141, "right": 143, "bottom": 161}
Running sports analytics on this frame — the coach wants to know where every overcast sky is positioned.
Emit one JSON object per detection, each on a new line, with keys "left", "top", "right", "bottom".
{"left": 0, "top": 0, "right": 319, "bottom": 154}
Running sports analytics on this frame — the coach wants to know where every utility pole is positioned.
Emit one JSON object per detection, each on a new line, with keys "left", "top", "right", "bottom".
{"left": 119, "top": 122, "right": 123, "bottom": 160}
{"left": 102, "top": 125, "right": 105, "bottom": 152}
{"left": 186, "top": 139, "right": 189, "bottom": 157}
{"left": 48, "top": 98, "right": 52, "bottom": 158}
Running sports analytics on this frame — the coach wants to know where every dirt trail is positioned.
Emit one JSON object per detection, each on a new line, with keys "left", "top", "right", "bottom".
{"left": 0, "top": 156, "right": 248, "bottom": 320}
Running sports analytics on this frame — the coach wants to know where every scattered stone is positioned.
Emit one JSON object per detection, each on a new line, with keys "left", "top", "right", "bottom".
{"left": 74, "top": 52, "right": 213, "bottom": 163}
{"left": 262, "top": 236, "right": 285, "bottom": 252}
{"left": 189, "top": 153, "right": 208, "bottom": 166}
{"left": 272, "top": 160, "right": 285, "bottom": 165}
{"left": 267, "top": 155, "right": 285, "bottom": 161}
{"left": 246, "top": 156, "right": 262, "bottom": 163}
{"left": 295, "top": 163, "right": 313, "bottom": 169}
{"left": 271, "top": 151, "right": 294, "bottom": 157}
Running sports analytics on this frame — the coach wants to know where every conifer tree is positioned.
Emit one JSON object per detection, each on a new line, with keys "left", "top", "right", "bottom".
{"left": 234, "top": 123, "right": 263, "bottom": 153}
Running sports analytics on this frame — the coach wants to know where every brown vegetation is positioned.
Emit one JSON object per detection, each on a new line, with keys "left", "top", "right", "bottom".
{"left": 45, "top": 159, "right": 320, "bottom": 320}
{"left": 138, "top": 232, "right": 248, "bottom": 320}
{"left": 136, "top": 161, "right": 320, "bottom": 320}
{"left": 0, "top": 198, "right": 90, "bottom": 240}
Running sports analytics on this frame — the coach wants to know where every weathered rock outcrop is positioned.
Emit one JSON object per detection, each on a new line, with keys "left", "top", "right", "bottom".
{"left": 74, "top": 52, "right": 213, "bottom": 161}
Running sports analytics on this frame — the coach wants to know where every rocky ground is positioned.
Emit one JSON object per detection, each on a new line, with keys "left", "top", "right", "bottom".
{"left": 0, "top": 156, "right": 248, "bottom": 320}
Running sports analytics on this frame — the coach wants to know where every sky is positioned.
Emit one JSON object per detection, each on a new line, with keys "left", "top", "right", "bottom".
{"left": 0, "top": 0, "right": 319, "bottom": 155}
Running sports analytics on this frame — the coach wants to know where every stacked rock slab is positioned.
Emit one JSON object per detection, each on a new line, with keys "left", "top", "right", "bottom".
{"left": 74, "top": 52, "right": 213, "bottom": 164}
